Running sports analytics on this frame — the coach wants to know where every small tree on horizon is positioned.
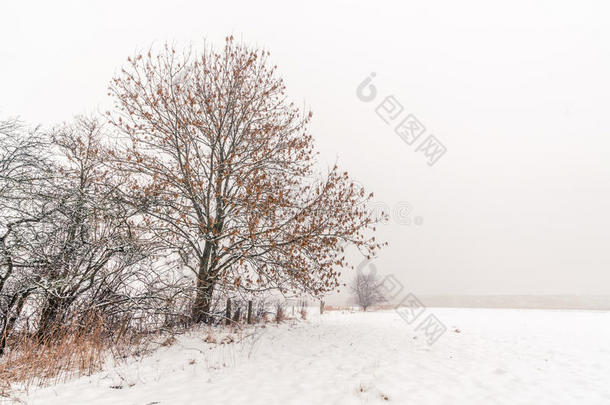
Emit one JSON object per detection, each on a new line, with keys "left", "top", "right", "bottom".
{"left": 349, "top": 270, "right": 386, "bottom": 311}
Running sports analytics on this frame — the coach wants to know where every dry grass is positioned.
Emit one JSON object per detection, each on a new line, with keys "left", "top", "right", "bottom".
{"left": 0, "top": 313, "right": 161, "bottom": 395}
{"left": 0, "top": 315, "right": 106, "bottom": 392}
{"left": 324, "top": 305, "right": 354, "bottom": 312}
{"left": 160, "top": 336, "right": 177, "bottom": 347}
{"left": 298, "top": 299, "right": 308, "bottom": 320}
{"left": 0, "top": 301, "right": 290, "bottom": 398}
{"left": 274, "top": 301, "right": 286, "bottom": 323}
{"left": 204, "top": 332, "right": 218, "bottom": 344}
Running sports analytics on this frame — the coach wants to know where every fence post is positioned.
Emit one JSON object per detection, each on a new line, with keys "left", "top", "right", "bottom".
{"left": 320, "top": 300, "right": 325, "bottom": 315}
{"left": 226, "top": 298, "right": 232, "bottom": 326}
{"left": 233, "top": 306, "right": 241, "bottom": 323}
{"left": 247, "top": 300, "right": 253, "bottom": 324}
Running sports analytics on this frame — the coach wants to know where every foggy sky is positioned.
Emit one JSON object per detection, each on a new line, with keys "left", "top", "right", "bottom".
{"left": 1, "top": 0, "right": 609, "bottom": 296}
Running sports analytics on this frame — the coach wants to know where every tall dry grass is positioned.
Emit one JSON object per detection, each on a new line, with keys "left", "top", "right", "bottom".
{"left": 0, "top": 312, "right": 159, "bottom": 396}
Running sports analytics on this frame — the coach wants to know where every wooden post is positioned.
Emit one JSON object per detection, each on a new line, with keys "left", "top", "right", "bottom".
{"left": 247, "top": 300, "right": 253, "bottom": 324}
{"left": 226, "top": 298, "right": 232, "bottom": 326}
{"left": 233, "top": 306, "right": 241, "bottom": 323}
{"left": 320, "top": 300, "right": 325, "bottom": 314}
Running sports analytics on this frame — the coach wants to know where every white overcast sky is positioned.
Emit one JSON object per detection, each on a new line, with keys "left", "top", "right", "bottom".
{"left": 1, "top": 0, "right": 609, "bottom": 296}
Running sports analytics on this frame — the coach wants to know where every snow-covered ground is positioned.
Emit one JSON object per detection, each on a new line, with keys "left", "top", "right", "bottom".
{"left": 13, "top": 308, "right": 610, "bottom": 404}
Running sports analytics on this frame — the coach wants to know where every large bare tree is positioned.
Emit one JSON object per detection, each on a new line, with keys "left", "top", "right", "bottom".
{"left": 108, "top": 37, "right": 384, "bottom": 323}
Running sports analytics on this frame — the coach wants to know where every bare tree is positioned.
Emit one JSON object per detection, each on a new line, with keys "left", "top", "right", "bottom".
{"left": 2, "top": 114, "right": 204, "bottom": 353}
{"left": 32, "top": 117, "right": 150, "bottom": 339}
{"left": 0, "top": 118, "right": 53, "bottom": 354}
{"left": 108, "top": 37, "right": 385, "bottom": 323}
{"left": 349, "top": 270, "right": 386, "bottom": 311}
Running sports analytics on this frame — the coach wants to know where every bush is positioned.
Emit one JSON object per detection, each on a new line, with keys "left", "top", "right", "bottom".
{"left": 274, "top": 301, "right": 286, "bottom": 324}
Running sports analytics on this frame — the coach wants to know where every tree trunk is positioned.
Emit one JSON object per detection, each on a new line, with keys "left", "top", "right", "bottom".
{"left": 225, "top": 298, "right": 232, "bottom": 326}
{"left": 192, "top": 245, "right": 217, "bottom": 324}
{"left": 0, "top": 293, "right": 28, "bottom": 356}
{"left": 232, "top": 306, "right": 241, "bottom": 323}
{"left": 37, "top": 295, "right": 72, "bottom": 340}
{"left": 192, "top": 280, "right": 215, "bottom": 324}
{"left": 247, "top": 300, "right": 253, "bottom": 324}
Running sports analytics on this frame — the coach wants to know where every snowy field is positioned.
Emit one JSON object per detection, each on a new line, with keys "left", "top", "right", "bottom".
{"left": 14, "top": 308, "right": 610, "bottom": 405}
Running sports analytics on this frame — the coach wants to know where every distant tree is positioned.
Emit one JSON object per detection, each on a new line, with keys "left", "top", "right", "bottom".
{"left": 108, "top": 37, "right": 385, "bottom": 323}
{"left": 350, "top": 270, "right": 386, "bottom": 311}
